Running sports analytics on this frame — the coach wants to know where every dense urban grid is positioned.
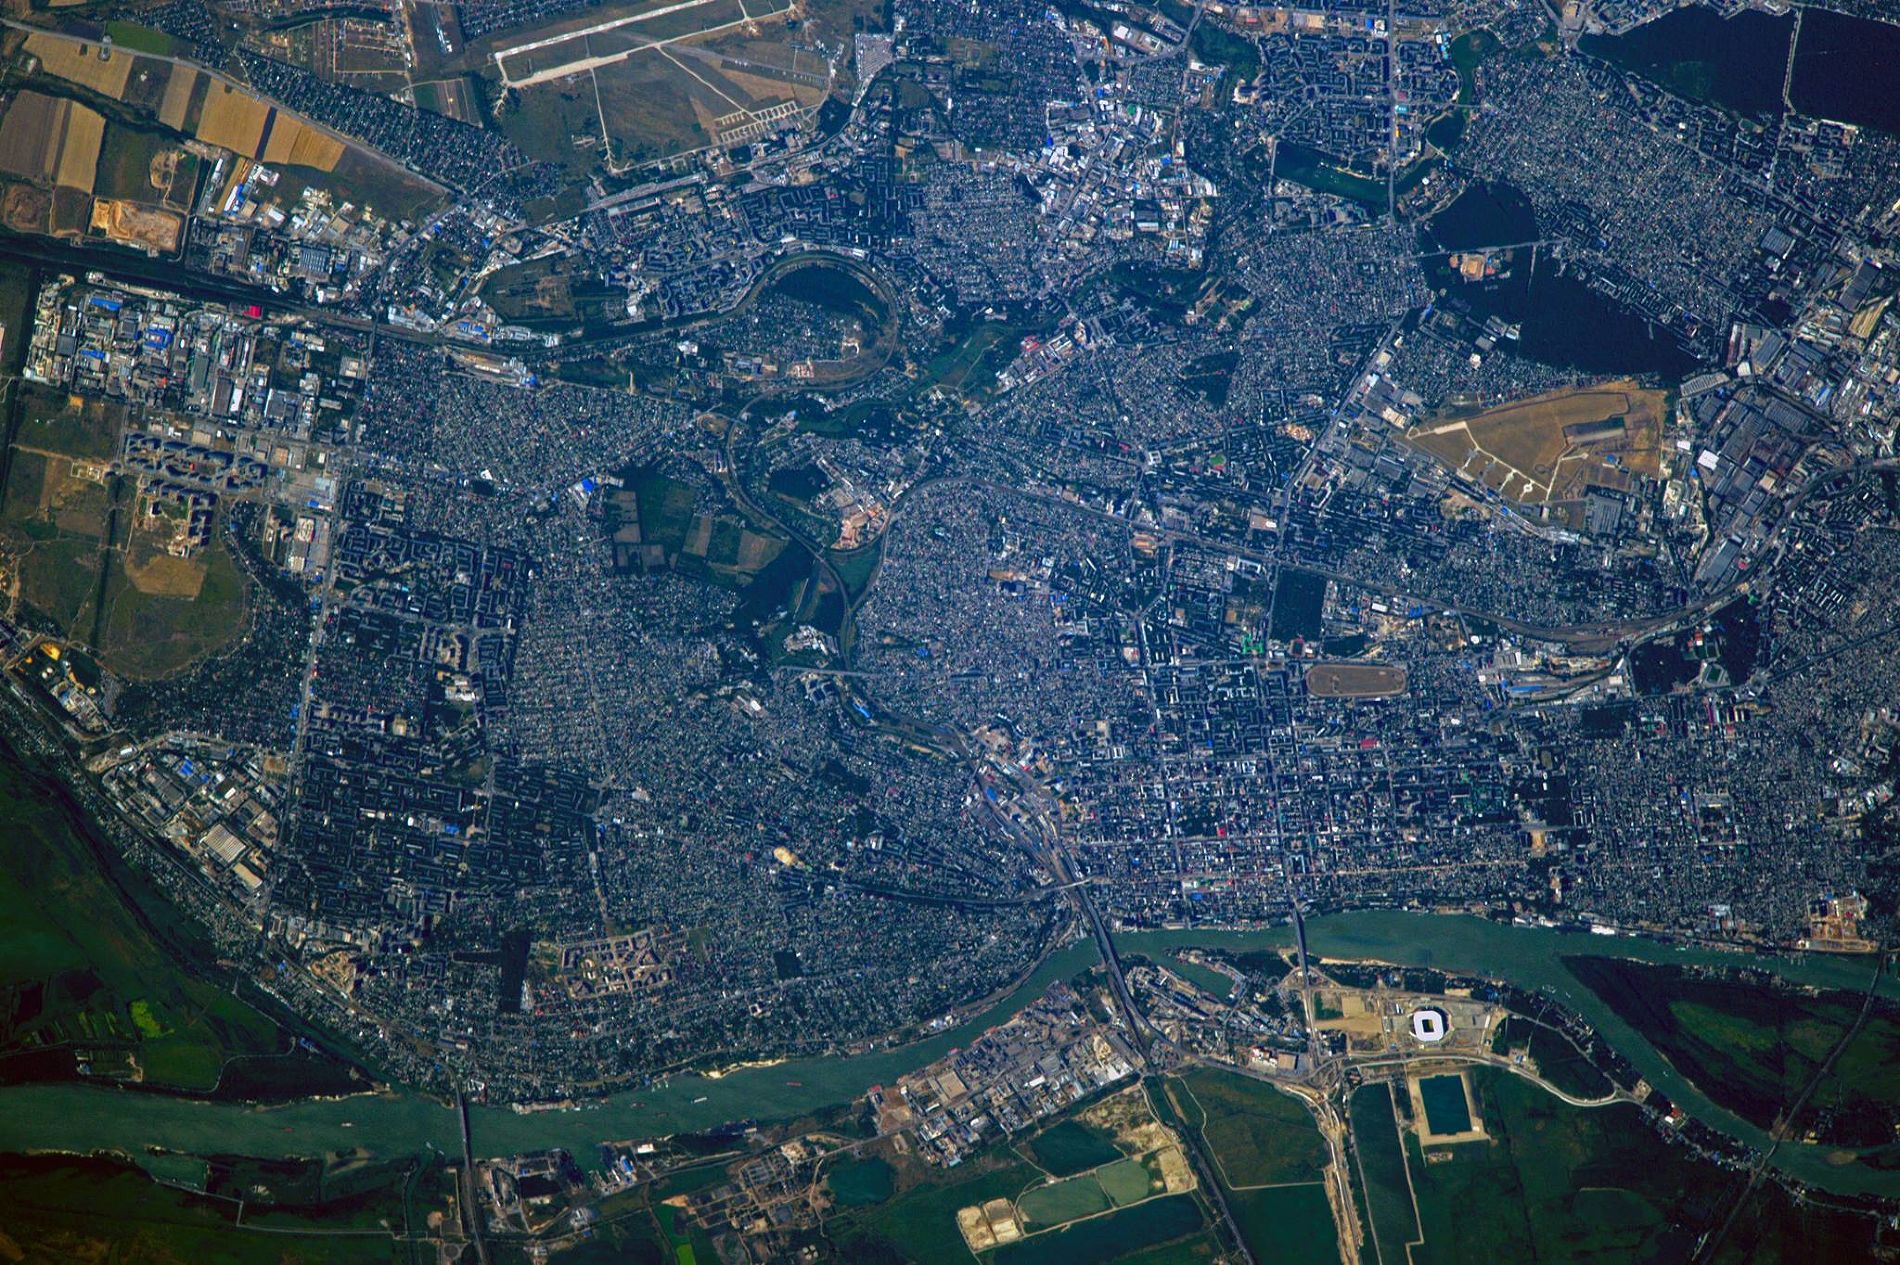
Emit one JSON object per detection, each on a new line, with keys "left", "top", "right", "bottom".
{"left": 1, "top": 0, "right": 1900, "bottom": 1253}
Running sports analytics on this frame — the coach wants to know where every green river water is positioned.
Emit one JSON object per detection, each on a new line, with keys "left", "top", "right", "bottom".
{"left": 1, "top": 913, "right": 1894, "bottom": 1198}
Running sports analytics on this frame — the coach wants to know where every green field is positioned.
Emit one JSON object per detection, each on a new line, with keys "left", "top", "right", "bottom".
{"left": 830, "top": 539, "right": 882, "bottom": 602}
{"left": 12, "top": 383, "right": 121, "bottom": 463}
{"left": 97, "top": 526, "right": 250, "bottom": 678}
{"left": 1403, "top": 1066, "right": 1887, "bottom": 1263}
{"left": 1404, "top": 1068, "right": 1711, "bottom": 1264}
{"left": 0, "top": 727, "right": 286, "bottom": 1092}
{"left": 1097, "top": 1157, "right": 1153, "bottom": 1206}
{"left": 1170, "top": 1067, "right": 1329, "bottom": 1187}
{"left": 1226, "top": 1182, "right": 1339, "bottom": 1265}
{"left": 827, "top": 1155, "right": 896, "bottom": 1206}
{"left": 1349, "top": 1082, "right": 1419, "bottom": 1264}
{"left": 93, "top": 124, "right": 173, "bottom": 205}
{"left": 1448, "top": 29, "right": 1501, "bottom": 104}
{"left": 0, "top": 267, "right": 35, "bottom": 377}
{"left": 103, "top": 20, "right": 178, "bottom": 54}
{"left": 1026, "top": 1119, "right": 1123, "bottom": 1176}
{"left": 656, "top": 1199, "right": 718, "bottom": 1265}
{"left": 993, "top": 1193, "right": 1205, "bottom": 1265}
{"left": 0, "top": 1153, "right": 418, "bottom": 1263}
{"left": 1489, "top": 1015, "right": 1613, "bottom": 1100}
{"left": 833, "top": 1153, "right": 1040, "bottom": 1265}
{"left": 1018, "top": 1171, "right": 1111, "bottom": 1228}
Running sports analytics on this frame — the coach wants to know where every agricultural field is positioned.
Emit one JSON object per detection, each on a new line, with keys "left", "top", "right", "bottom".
{"left": 1166, "top": 1068, "right": 1337, "bottom": 1264}
{"left": 192, "top": 79, "right": 274, "bottom": 157}
{"left": 1225, "top": 1184, "right": 1339, "bottom": 1265}
{"left": 23, "top": 30, "right": 135, "bottom": 99}
{"left": 830, "top": 1149, "right": 1041, "bottom": 1264}
{"left": 1349, "top": 1082, "right": 1421, "bottom": 1265}
{"left": 1304, "top": 661, "right": 1407, "bottom": 699}
{"left": 0, "top": 91, "right": 104, "bottom": 193}
{"left": 10, "top": 27, "right": 426, "bottom": 223}
{"left": 828, "top": 1088, "right": 1202, "bottom": 1263}
{"left": 999, "top": 1086, "right": 1197, "bottom": 1245}
{"left": 992, "top": 1194, "right": 1206, "bottom": 1265}
{"left": 607, "top": 466, "right": 788, "bottom": 589}
{"left": 1407, "top": 381, "right": 1667, "bottom": 508}
{"left": 1167, "top": 1067, "right": 1330, "bottom": 1188}
{"left": 1565, "top": 956, "right": 1900, "bottom": 1148}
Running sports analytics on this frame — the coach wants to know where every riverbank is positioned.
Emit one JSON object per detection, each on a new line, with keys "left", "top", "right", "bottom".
{"left": 2, "top": 911, "right": 1897, "bottom": 1198}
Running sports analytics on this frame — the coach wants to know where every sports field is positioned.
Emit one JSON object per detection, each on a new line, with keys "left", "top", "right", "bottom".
{"left": 1305, "top": 661, "right": 1407, "bottom": 698}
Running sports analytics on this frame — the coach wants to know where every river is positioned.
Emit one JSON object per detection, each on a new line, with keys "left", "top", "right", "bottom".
{"left": 3, "top": 911, "right": 1898, "bottom": 1197}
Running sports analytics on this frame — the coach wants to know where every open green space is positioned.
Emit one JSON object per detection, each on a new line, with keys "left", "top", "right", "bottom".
{"left": 1102, "top": 1238, "right": 1225, "bottom": 1265}
{"left": 1148, "top": 952, "right": 1233, "bottom": 999}
{"left": 0, "top": 1153, "right": 413, "bottom": 1263}
{"left": 0, "top": 266, "right": 37, "bottom": 377}
{"left": 1018, "top": 1170, "right": 1111, "bottom": 1228}
{"left": 1188, "top": 22, "right": 1259, "bottom": 79}
{"left": 0, "top": 386, "right": 245, "bottom": 675}
{"left": 919, "top": 315, "right": 1029, "bottom": 398}
{"left": 103, "top": 20, "right": 179, "bottom": 55}
{"left": 1026, "top": 1118, "right": 1123, "bottom": 1176}
{"left": 827, "top": 1155, "right": 896, "bottom": 1206}
{"left": 656, "top": 1198, "right": 718, "bottom": 1265}
{"left": 0, "top": 726, "right": 284, "bottom": 1092}
{"left": 1350, "top": 1082, "right": 1419, "bottom": 1265}
{"left": 767, "top": 260, "right": 889, "bottom": 328}
{"left": 1170, "top": 1067, "right": 1328, "bottom": 1187}
{"left": 994, "top": 1193, "right": 1205, "bottom": 1265}
{"left": 1447, "top": 29, "right": 1501, "bottom": 104}
{"left": 12, "top": 382, "right": 121, "bottom": 463}
{"left": 1096, "top": 1156, "right": 1153, "bottom": 1206}
{"left": 93, "top": 124, "right": 173, "bottom": 205}
{"left": 1566, "top": 956, "right": 1900, "bottom": 1147}
{"left": 1489, "top": 1015, "right": 1613, "bottom": 1100}
{"left": 833, "top": 1153, "right": 1040, "bottom": 1265}
{"left": 830, "top": 539, "right": 882, "bottom": 602}
{"left": 96, "top": 524, "right": 250, "bottom": 678}
{"left": 1226, "top": 1183, "right": 1339, "bottom": 1265}
{"left": 1401, "top": 1066, "right": 1883, "bottom": 1264}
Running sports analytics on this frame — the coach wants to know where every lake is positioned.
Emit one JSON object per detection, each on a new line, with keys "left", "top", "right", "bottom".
{"left": 1423, "top": 181, "right": 1539, "bottom": 253}
{"left": 1579, "top": 6, "right": 1793, "bottom": 117}
{"left": 1424, "top": 249, "right": 1703, "bottom": 378}
{"left": 1791, "top": 9, "right": 1900, "bottom": 136}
